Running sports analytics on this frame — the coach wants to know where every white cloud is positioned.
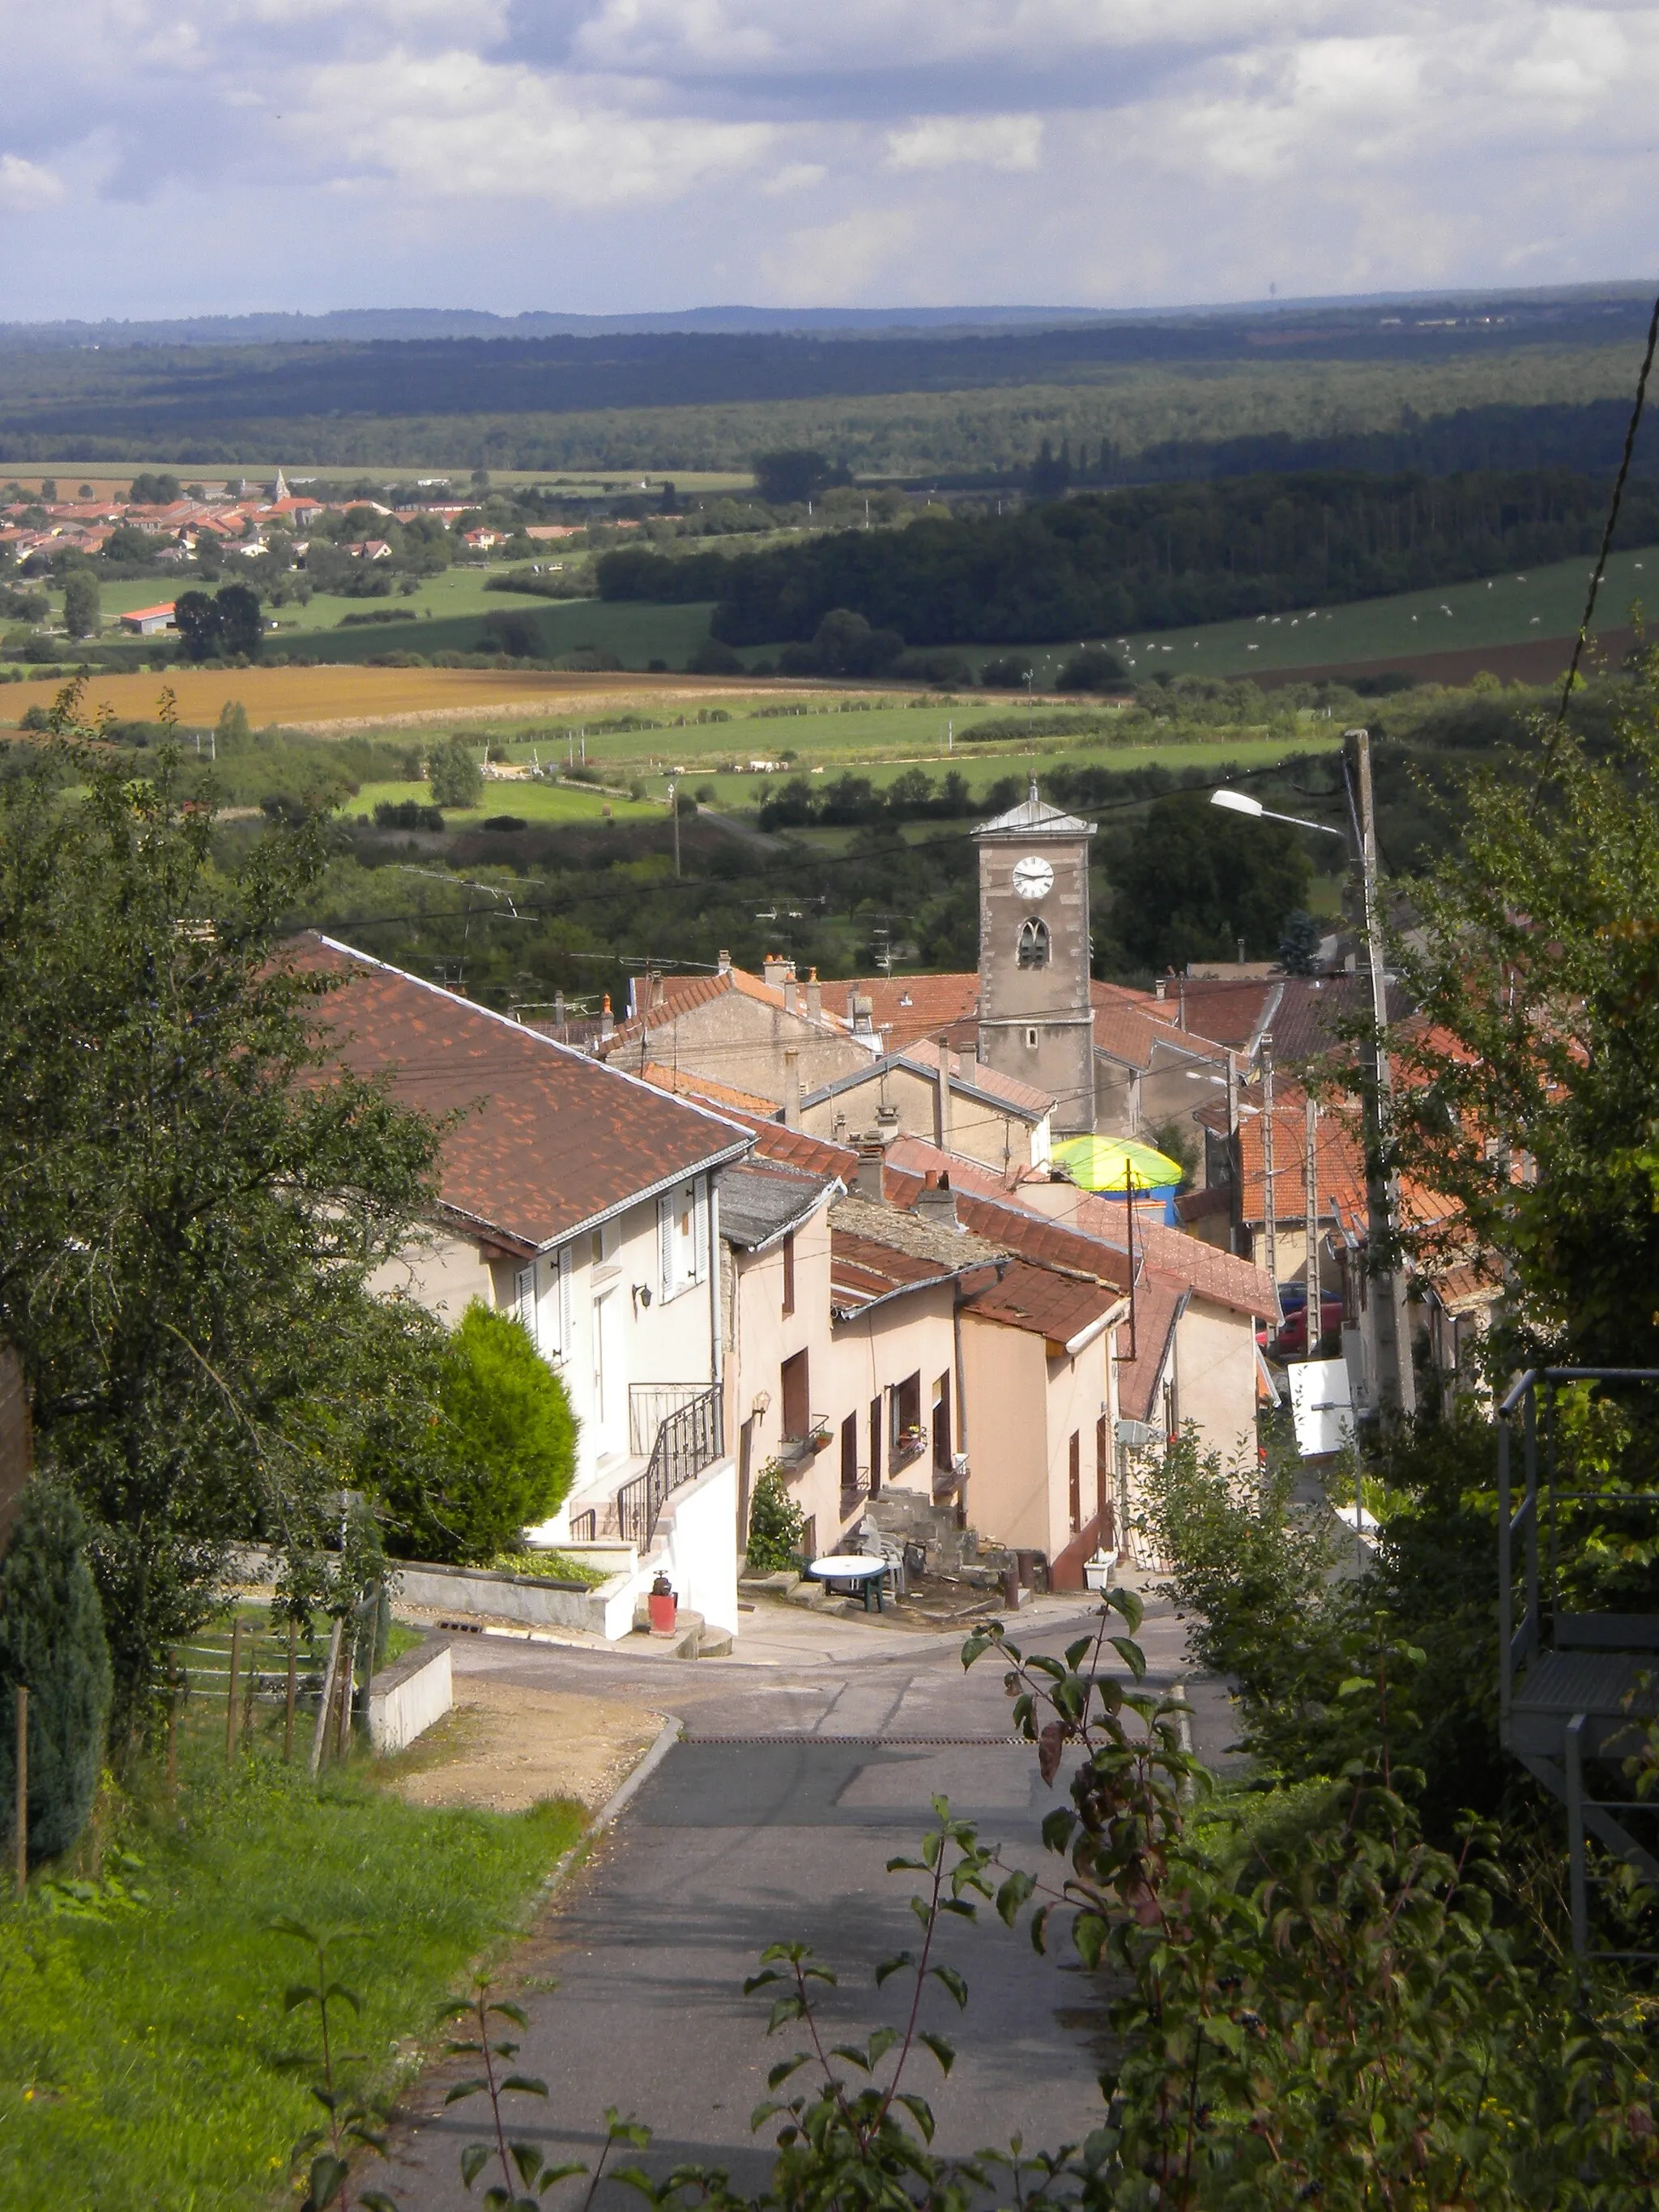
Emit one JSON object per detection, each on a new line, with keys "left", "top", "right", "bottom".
{"left": 762, "top": 161, "right": 828, "bottom": 194}
{"left": 2, "top": 1, "right": 1659, "bottom": 310}
{"left": 885, "top": 115, "right": 1043, "bottom": 173}
{"left": 761, "top": 209, "right": 919, "bottom": 304}
{"left": 0, "top": 153, "right": 66, "bottom": 212}
{"left": 299, "top": 51, "right": 774, "bottom": 207}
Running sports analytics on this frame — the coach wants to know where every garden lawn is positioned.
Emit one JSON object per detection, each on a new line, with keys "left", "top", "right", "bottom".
{"left": 0, "top": 1749, "right": 584, "bottom": 2212}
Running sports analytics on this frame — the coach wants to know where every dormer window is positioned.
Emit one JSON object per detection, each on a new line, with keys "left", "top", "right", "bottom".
{"left": 1017, "top": 918, "right": 1051, "bottom": 970}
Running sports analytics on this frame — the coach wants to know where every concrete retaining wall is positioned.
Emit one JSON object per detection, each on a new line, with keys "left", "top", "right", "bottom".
{"left": 390, "top": 1558, "right": 629, "bottom": 1635}
{"left": 367, "top": 1635, "right": 454, "bottom": 1753}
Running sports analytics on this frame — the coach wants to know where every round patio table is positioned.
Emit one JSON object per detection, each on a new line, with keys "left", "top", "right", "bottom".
{"left": 806, "top": 1555, "right": 890, "bottom": 1613}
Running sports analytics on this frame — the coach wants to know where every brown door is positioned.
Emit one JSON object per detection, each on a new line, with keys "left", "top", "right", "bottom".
{"left": 841, "top": 1413, "right": 859, "bottom": 1495}
{"left": 932, "top": 1373, "right": 952, "bottom": 1475}
{"left": 781, "top": 1349, "right": 809, "bottom": 1442}
{"left": 738, "top": 1417, "right": 756, "bottom": 1551}
{"left": 1068, "top": 1431, "right": 1081, "bottom": 1533}
{"left": 869, "top": 1396, "right": 883, "bottom": 1495}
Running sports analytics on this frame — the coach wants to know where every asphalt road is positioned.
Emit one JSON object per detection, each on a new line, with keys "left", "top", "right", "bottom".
{"left": 379, "top": 1594, "right": 1235, "bottom": 2210}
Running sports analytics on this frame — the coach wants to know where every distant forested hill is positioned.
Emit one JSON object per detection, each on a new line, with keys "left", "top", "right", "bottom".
{"left": 0, "top": 292, "right": 1655, "bottom": 478}
{"left": 599, "top": 471, "right": 1659, "bottom": 646}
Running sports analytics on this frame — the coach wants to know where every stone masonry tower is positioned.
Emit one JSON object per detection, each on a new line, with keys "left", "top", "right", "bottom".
{"left": 975, "top": 778, "right": 1095, "bottom": 1136}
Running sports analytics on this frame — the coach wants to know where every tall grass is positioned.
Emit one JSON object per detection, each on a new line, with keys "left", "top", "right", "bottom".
{"left": 0, "top": 1739, "right": 583, "bottom": 2210}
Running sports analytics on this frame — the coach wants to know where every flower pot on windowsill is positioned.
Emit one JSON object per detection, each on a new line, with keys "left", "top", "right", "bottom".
{"left": 808, "top": 1428, "right": 834, "bottom": 1454}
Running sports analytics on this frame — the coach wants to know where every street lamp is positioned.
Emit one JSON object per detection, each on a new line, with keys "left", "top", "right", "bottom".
{"left": 1210, "top": 744, "right": 1416, "bottom": 1422}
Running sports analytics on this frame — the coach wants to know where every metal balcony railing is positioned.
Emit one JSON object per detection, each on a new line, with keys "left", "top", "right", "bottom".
{"left": 617, "top": 1383, "right": 723, "bottom": 1550}
{"left": 629, "top": 1382, "right": 711, "bottom": 1458}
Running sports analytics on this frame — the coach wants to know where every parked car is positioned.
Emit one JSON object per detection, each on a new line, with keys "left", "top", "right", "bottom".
{"left": 1269, "top": 1291, "right": 1347, "bottom": 1357}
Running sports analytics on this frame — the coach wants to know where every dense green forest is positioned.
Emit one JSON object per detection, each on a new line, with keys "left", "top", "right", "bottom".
{"left": 0, "top": 318, "right": 1649, "bottom": 479}
{"left": 599, "top": 469, "right": 1659, "bottom": 646}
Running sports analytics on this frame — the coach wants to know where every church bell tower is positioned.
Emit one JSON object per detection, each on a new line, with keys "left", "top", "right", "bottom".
{"left": 974, "top": 778, "right": 1095, "bottom": 1136}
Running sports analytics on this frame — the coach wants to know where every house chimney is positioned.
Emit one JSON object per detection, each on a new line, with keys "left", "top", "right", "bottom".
{"left": 855, "top": 1134, "right": 888, "bottom": 1203}
{"left": 599, "top": 994, "right": 614, "bottom": 1042}
{"left": 932, "top": 1037, "right": 954, "bottom": 1152}
{"left": 763, "top": 954, "right": 795, "bottom": 989}
{"left": 783, "top": 1047, "right": 801, "bottom": 1131}
{"left": 851, "top": 993, "right": 874, "bottom": 1037}
{"left": 805, "top": 966, "right": 821, "bottom": 1021}
{"left": 649, "top": 971, "right": 667, "bottom": 1015}
{"left": 1236, "top": 937, "right": 1247, "bottom": 964}
{"left": 783, "top": 978, "right": 800, "bottom": 1015}
{"left": 718, "top": 948, "right": 731, "bottom": 976}
{"left": 1177, "top": 975, "right": 1187, "bottom": 1029}
{"left": 1154, "top": 975, "right": 1167, "bottom": 1001}
{"left": 911, "top": 1168, "right": 959, "bottom": 1233}
{"left": 553, "top": 989, "right": 565, "bottom": 1034}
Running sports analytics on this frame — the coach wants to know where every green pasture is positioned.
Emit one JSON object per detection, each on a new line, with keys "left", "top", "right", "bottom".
{"left": 345, "top": 775, "right": 662, "bottom": 827}
{"left": 1095, "top": 543, "right": 1657, "bottom": 680}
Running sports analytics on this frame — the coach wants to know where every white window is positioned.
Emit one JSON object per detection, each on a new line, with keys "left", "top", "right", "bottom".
{"left": 511, "top": 1250, "right": 572, "bottom": 1362}
{"left": 658, "top": 1177, "right": 709, "bottom": 1301}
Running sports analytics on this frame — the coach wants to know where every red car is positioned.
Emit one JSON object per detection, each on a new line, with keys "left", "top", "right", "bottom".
{"left": 1267, "top": 1292, "right": 1346, "bottom": 1357}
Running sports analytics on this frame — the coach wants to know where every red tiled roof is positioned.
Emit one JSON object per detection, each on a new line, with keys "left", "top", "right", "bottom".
{"left": 1201, "top": 1076, "right": 1459, "bottom": 1238}
{"left": 1115, "top": 1273, "right": 1188, "bottom": 1422}
{"left": 298, "top": 936, "right": 753, "bottom": 1250}
{"left": 818, "top": 973, "right": 980, "bottom": 1051}
{"left": 896, "top": 1036, "right": 1053, "bottom": 1116}
{"left": 639, "top": 1061, "right": 780, "bottom": 1115}
{"left": 961, "top": 1260, "right": 1120, "bottom": 1350}
{"left": 1090, "top": 980, "right": 1229, "bottom": 1073}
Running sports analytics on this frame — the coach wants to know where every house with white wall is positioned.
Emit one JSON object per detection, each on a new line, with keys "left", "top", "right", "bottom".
{"left": 301, "top": 935, "right": 753, "bottom": 1633}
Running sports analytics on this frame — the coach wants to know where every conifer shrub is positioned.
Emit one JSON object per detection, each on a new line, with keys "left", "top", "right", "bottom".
{"left": 0, "top": 1480, "right": 113, "bottom": 1863}
{"left": 745, "top": 1464, "right": 805, "bottom": 1572}
{"left": 382, "top": 1302, "right": 577, "bottom": 1563}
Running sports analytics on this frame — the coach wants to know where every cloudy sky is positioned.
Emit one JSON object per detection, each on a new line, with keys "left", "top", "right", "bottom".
{"left": 2, "top": 1, "right": 1657, "bottom": 320}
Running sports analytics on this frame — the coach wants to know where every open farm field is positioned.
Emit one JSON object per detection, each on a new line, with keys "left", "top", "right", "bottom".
{"left": 87, "top": 563, "right": 519, "bottom": 632}
{"left": 349, "top": 774, "right": 662, "bottom": 825}
{"left": 272, "top": 595, "right": 719, "bottom": 666}
{"left": 0, "top": 661, "right": 815, "bottom": 731}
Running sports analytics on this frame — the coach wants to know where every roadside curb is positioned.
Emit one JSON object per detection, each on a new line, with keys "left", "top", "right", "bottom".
{"left": 593, "top": 1715, "right": 683, "bottom": 1831}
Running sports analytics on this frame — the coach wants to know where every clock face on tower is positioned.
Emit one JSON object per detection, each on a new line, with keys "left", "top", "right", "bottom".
{"left": 1011, "top": 855, "right": 1054, "bottom": 901}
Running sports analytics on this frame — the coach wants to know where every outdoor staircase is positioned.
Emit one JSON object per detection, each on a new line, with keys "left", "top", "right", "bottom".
{"left": 1499, "top": 1370, "right": 1659, "bottom": 1955}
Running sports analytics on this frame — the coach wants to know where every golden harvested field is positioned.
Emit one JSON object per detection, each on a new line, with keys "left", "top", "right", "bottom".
{"left": 0, "top": 663, "right": 824, "bottom": 733}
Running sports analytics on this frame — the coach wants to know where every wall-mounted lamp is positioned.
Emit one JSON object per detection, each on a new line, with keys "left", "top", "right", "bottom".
{"left": 631, "top": 1283, "right": 654, "bottom": 1315}
{"left": 751, "top": 1391, "right": 771, "bottom": 1418}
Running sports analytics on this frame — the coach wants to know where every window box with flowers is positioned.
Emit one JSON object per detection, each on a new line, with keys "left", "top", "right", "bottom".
{"left": 890, "top": 1426, "right": 928, "bottom": 1471}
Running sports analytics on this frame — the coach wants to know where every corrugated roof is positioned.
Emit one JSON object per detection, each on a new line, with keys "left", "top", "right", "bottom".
{"left": 299, "top": 935, "right": 752, "bottom": 1251}
{"left": 719, "top": 1161, "right": 840, "bottom": 1250}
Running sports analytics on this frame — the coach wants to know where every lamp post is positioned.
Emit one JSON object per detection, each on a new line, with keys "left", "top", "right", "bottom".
{"left": 1211, "top": 741, "right": 1415, "bottom": 1421}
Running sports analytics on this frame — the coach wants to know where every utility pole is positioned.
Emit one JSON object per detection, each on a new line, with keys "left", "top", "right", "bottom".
{"left": 668, "top": 778, "right": 680, "bottom": 878}
{"left": 1347, "top": 727, "right": 1415, "bottom": 1421}
{"left": 1260, "top": 1031, "right": 1278, "bottom": 1298}
{"left": 1303, "top": 1092, "right": 1320, "bottom": 1357}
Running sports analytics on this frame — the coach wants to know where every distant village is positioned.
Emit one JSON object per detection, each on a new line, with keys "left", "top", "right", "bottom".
{"left": 309, "top": 777, "right": 1489, "bottom": 1646}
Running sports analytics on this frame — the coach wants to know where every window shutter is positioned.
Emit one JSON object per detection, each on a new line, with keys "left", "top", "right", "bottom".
{"left": 514, "top": 1265, "right": 536, "bottom": 1345}
{"left": 693, "top": 1178, "right": 710, "bottom": 1285}
{"left": 658, "top": 1195, "right": 674, "bottom": 1301}
{"left": 557, "top": 1247, "right": 573, "bottom": 1359}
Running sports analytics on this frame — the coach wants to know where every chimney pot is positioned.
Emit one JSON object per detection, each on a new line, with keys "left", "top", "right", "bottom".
{"left": 804, "top": 967, "right": 821, "bottom": 1020}
{"left": 855, "top": 1135, "right": 887, "bottom": 1203}
{"left": 717, "top": 948, "right": 731, "bottom": 975}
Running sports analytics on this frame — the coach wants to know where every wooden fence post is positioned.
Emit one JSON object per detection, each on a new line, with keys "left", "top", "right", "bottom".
{"left": 14, "top": 1684, "right": 26, "bottom": 1896}
{"left": 284, "top": 1622, "right": 297, "bottom": 1763}
{"left": 224, "top": 1617, "right": 242, "bottom": 1768}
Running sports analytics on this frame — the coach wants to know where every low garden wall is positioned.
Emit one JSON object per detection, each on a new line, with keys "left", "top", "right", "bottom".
{"left": 366, "top": 1634, "right": 453, "bottom": 1752}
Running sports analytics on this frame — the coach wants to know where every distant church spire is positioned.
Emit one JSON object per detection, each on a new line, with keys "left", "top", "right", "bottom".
{"left": 272, "top": 467, "right": 290, "bottom": 502}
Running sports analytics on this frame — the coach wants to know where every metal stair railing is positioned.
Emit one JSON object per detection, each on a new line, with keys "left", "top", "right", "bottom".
{"left": 617, "top": 1383, "right": 723, "bottom": 1551}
